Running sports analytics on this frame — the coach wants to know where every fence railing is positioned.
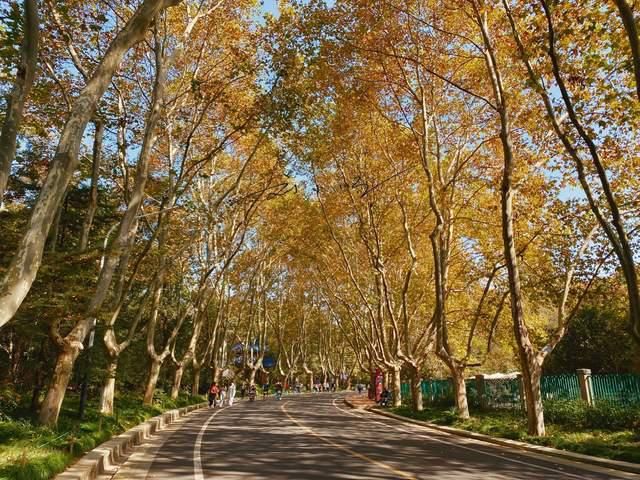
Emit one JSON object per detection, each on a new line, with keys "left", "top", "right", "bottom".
{"left": 591, "top": 373, "right": 640, "bottom": 405}
{"left": 401, "top": 370, "right": 640, "bottom": 410}
{"left": 541, "top": 374, "right": 581, "bottom": 401}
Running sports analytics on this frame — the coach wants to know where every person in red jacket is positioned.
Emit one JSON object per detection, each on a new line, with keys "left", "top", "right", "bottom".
{"left": 208, "top": 382, "right": 220, "bottom": 408}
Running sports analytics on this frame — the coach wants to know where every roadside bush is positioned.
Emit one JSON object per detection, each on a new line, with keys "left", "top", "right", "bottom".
{"left": 544, "top": 399, "right": 590, "bottom": 429}
{"left": 0, "top": 391, "right": 204, "bottom": 480}
{"left": 585, "top": 402, "right": 640, "bottom": 430}
{"left": 0, "top": 387, "right": 20, "bottom": 421}
{"left": 544, "top": 399, "right": 640, "bottom": 431}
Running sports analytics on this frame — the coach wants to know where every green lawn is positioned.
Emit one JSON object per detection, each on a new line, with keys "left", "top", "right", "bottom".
{"left": 0, "top": 391, "right": 204, "bottom": 480}
{"left": 391, "top": 405, "right": 640, "bottom": 464}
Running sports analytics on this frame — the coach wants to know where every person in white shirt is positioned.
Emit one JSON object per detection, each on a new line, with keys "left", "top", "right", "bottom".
{"left": 228, "top": 382, "right": 237, "bottom": 406}
{"left": 219, "top": 385, "right": 227, "bottom": 407}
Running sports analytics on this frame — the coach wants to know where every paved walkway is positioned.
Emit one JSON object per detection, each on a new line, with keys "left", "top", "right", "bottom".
{"left": 108, "top": 393, "right": 637, "bottom": 479}
{"left": 344, "top": 393, "right": 376, "bottom": 409}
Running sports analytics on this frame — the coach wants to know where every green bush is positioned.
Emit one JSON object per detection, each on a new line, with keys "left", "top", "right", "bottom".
{"left": 0, "top": 391, "right": 204, "bottom": 480}
{"left": 585, "top": 402, "right": 640, "bottom": 430}
{"left": 544, "top": 399, "right": 640, "bottom": 431}
{"left": 544, "top": 399, "right": 590, "bottom": 429}
{"left": 0, "top": 388, "right": 21, "bottom": 421}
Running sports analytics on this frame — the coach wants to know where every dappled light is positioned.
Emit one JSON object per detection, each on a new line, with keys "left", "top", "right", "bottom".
{"left": 0, "top": 0, "right": 639, "bottom": 478}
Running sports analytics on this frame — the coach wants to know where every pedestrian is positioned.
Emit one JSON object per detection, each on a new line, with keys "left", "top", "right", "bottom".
{"left": 219, "top": 384, "right": 227, "bottom": 406}
{"left": 275, "top": 382, "right": 283, "bottom": 400}
{"left": 208, "top": 382, "right": 219, "bottom": 408}
{"left": 262, "top": 382, "right": 270, "bottom": 400}
{"left": 228, "top": 381, "right": 237, "bottom": 406}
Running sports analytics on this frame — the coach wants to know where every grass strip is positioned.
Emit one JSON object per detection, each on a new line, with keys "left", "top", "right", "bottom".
{"left": 0, "top": 392, "right": 204, "bottom": 480}
{"left": 391, "top": 405, "right": 640, "bottom": 464}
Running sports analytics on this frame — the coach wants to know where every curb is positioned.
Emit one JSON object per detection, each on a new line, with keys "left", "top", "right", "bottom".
{"left": 343, "top": 400, "right": 640, "bottom": 476}
{"left": 55, "top": 402, "right": 208, "bottom": 480}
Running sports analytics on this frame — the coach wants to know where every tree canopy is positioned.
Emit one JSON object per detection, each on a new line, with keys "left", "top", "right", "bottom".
{"left": 0, "top": 0, "right": 639, "bottom": 437}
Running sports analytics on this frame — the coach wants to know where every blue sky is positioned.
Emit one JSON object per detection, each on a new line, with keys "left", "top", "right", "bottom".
{"left": 261, "top": 0, "right": 280, "bottom": 17}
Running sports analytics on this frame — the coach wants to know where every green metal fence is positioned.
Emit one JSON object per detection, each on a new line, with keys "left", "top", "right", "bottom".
{"left": 484, "top": 377, "right": 522, "bottom": 410}
{"left": 541, "top": 374, "right": 581, "bottom": 401}
{"left": 466, "top": 379, "right": 479, "bottom": 408}
{"left": 401, "top": 382, "right": 410, "bottom": 400}
{"left": 591, "top": 374, "right": 640, "bottom": 406}
{"left": 400, "top": 372, "right": 640, "bottom": 410}
{"left": 421, "top": 379, "right": 454, "bottom": 406}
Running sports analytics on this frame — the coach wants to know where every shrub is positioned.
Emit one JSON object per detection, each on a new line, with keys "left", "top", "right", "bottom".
{"left": 544, "top": 399, "right": 640, "bottom": 431}
{"left": 544, "top": 399, "right": 590, "bottom": 429}
{"left": 585, "top": 402, "right": 640, "bottom": 430}
{"left": 0, "top": 387, "right": 20, "bottom": 421}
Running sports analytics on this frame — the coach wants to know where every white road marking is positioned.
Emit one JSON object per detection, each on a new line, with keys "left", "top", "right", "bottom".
{"left": 193, "top": 407, "right": 227, "bottom": 480}
{"left": 331, "top": 397, "right": 597, "bottom": 480}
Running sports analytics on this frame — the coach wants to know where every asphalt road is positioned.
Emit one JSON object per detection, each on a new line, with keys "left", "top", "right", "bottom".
{"left": 111, "top": 393, "right": 637, "bottom": 479}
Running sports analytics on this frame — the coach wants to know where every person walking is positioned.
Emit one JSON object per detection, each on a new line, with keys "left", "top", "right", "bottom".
{"left": 219, "top": 384, "right": 227, "bottom": 407}
{"left": 208, "top": 382, "right": 219, "bottom": 408}
{"left": 228, "top": 382, "right": 237, "bottom": 406}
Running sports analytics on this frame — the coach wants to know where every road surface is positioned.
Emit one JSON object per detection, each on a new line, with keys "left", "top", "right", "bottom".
{"left": 110, "top": 393, "right": 637, "bottom": 479}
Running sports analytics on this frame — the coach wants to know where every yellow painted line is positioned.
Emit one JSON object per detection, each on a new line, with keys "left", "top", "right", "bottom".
{"left": 281, "top": 401, "right": 417, "bottom": 480}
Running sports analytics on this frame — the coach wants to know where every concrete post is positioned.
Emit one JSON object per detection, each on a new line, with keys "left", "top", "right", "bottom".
{"left": 576, "top": 369, "right": 593, "bottom": 405}
{"left": 475, "top": 374, "right": 487, "bottom": 410}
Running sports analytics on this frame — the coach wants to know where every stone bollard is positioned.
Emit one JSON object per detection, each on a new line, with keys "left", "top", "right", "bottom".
{"left": 475, "top": 374, "right": 487, "bottom": 410}
{"left": 576, "top": 369, "right": 593, "bottom": 405}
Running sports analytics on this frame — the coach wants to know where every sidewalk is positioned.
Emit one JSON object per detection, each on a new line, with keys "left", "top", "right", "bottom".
{"left": 344, "top": 394, "right": 376, "bottom": 409}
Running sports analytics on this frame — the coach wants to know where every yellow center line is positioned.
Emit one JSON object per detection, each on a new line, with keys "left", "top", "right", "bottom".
{"left": 281, "top": 401, "right": 418, "bottom": 480}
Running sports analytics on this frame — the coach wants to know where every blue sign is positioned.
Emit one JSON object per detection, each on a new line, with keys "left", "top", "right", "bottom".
{"left": 262, "top": 356, "right": 276, "bottom": 368}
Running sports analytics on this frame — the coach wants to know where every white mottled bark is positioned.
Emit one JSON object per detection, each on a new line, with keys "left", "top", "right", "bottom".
{"left": 0, "top": 0, "right": 39, "bottom": 206}
{"left": 0, "top": 0, "right": 182, "bottom": 331}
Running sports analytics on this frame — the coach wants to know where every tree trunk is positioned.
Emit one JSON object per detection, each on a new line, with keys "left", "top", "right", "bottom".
{"left": 0, "top": 0, "right": 182, "bottom": 329}
{"left": 248, "top": 367, "right": 257, "bottom": 386}
{"left": 410, "top": 366, "right": 423, "bottom": 412}
{"left": 99, "top": 357, "right": 118, "bottom": 415}
{"left": 39, "top": 345, "right": 79, "bottom": 426}
{"left": 79, "top": 120, "right": 104, "bottom": 252}
{"left": 391, "top": 366, "right": 402, "bottom": 407}
{"left": 521, "top": 355, "right": 545, "bottom": 436}
{"left": 614, "top": 0, "right": 640, "bottom": 102}
{"left": 192, "top": 365, "right": 201, "bottom": 396}
{"left": 0, "top": 0, "right": 39, "bottom": 206}
{"left": 171, "top": 364, "right": 184, "bottom": 400}
{"left": 143, "top": 359, "right": 162, "bottom": 406}
{"left": 473, "top": 4, "right": 546, "bottom": 436}
{"left": 451, "top": 366, "right": 469, "bottom": 419}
